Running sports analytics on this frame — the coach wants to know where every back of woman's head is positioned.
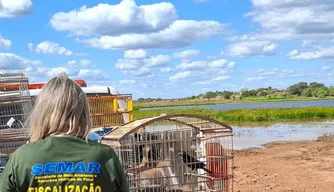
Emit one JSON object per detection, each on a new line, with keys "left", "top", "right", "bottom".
{"left": 27, "top": 72, "right": 92, "bottom": 142}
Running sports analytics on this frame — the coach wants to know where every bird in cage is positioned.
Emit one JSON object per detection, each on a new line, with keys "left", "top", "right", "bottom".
{"left": 132, "top": 132, "right": 161, "bottom": 171}
{"left": 177, "top": 151, "right": 212, "bottom": 174}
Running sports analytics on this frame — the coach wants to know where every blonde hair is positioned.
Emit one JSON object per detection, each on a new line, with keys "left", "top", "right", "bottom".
{"left": 26, "top": 72, "right": 92, "bottom": 142}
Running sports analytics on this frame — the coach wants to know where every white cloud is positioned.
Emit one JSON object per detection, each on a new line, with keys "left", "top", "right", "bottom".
{"left": 173, "top": 49, "right": 200, "bottom": 58}
{"left": 176, "top": 61, "right": 206, "bottom": 70}
{"left": 51, "top": 1, "right": 226, "bottom": 50}
{"left": 116, "top": 54, "right": 170, "bottom": 70}
{"left": 287, "top": 49, "right": 298, "bottom": 57}
{"left": 192, "top": 75, "right": 230, "bottom": 85}
{"left": 211, "top": 76, "right": 230, "bottom": 81}
{"left": 246, "top": 76, "right": 267, "bottom": 82}
{"left": 175, "top": 58, "right": 235, "bottom": 71}
{"left": 50, "top": 0, "right": 177, "bottom": 36}
{"left": 119, "top": 79, "right": 136, "bottom": 84}
{"left": 169, "top": 71, "right": 193, "bottom": 81}
{"left": 193, "top": 81, "right": 211, "bottom": 85}
{"left": 0, "top": 52, "right": 41, "bottom": 70}
{"left": 236, "top": 0, "right": 334, "bottom": 42}
{"left": 323, "top": 66, "right": 331, "bottom": 71}
{"left": 140, "top": 83, "right": 150, "bottom": 88}
{"left": 0, "top": 52, "right": 110, "bottom": 85}
{"left": 160, "top": 67, "right": 175, "bottom": 73}
{"left": 0, "top": 34, "right": 11, "bottom": 49}
{"left": 0, "top": 0, "right": 32, "bottom": 18}
{"left": 78, "top": 20, "right": 226, "bottom": 50}
{"left": 76, "top": 69, "right": 110, "bottom": 80}
{"left": 124, "top": 49, "right": 147, "bottom": 59}
{"left": 208, "top": 59, "right": 235, "bottom": 68}
{"left": 126, "top": 68, "right": 151, "bottom": 77}
{"left": 244, "top": 68, "right": 317, "bottom": 81}
{"left": 116, "top": 49, "right": 170, "bottom": 77}
{"left": 220, "top": 51, "right": 224, "bottom": 56}
{"left": 27, "top": 42, "right": 33, "bottom": 51}
{"left": 80, "top": 59, "right": 95, "bottom": 67}
{"left": 226, "top": 41, "right": 278, "bottom": 57}
{"left": 67, "top": 60, "right": 76, "bottom": 66}
{"left": 29, "top": 41, "right": 73, "bottom": 56}
{"left": 46, "top": 67, "right": 79, "bottom": 77}
{"left": 289, "top": 46, "right": 334, "bottom": 60}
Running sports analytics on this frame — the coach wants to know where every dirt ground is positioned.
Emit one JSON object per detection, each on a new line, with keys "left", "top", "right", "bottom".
{"left": 233, "top": 135, "right": 334, "bottom": 192}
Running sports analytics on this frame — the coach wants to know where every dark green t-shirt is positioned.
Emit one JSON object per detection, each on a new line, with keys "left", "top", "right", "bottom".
{"left": 0, "top": 136, "right": 129, "bottom": 192}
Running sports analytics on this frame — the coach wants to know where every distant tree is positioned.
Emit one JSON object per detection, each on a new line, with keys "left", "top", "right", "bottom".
{"left": 222, "top": 91, "right": 232, "bottom": 99}
{"left": 309, "top": 82, "right": 325, "bottom": 89}
{"left": 241, "top": 90, "right": 257, "bottom": 97}
{"left": 328, "top": 86, "right": 334, "bottom": 96}
{"left": 288, "top": 82, "right": 308, "bottom": 95}
{"left": 204, "top": 91, "right": 216, "bottom": 99}
{"left": 315, "top": 87, "right": 329, "bottom": 98}
{"left": 301, "top": 88, "right": 312, "bottom": 97}
{"left": 257, "top": 91, "right": 268, "bottom": 97}
{"left": 240, "top": 87, "right": 248, "bottom": 93}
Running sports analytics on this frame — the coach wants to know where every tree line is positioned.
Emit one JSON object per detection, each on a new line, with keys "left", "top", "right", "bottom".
{"left": 135, "top": 82, "right": 334, "bottom": 101}
{"left": 287, "top": 82, "right": 334, "bottom": 98}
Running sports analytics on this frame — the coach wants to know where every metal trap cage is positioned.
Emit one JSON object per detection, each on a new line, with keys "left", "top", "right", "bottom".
{"left": 0, "top": 72, "right": 32, "bottom": 172}
{"left": 101, "top": 114, "right": 234, "bottom": 192}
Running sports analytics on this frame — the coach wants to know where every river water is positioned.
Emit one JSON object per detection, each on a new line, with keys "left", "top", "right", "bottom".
{"left": 140, "top": 100, "right": 334, "bottom": 111}
{"left": 232, "top": 120, "right": 334, "bottom": 150}
{"left": 89, "top": 120, "right": 334, "bottom": 150}
{"left": 139, "top": 100, "right": 334, "bottom": 149}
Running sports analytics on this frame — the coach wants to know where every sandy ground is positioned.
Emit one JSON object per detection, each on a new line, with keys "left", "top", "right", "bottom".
{"left": 233, "top": 135, "right": 334, "bottom": 192}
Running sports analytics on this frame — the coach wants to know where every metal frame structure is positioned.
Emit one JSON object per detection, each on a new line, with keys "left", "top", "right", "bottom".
{"left": 0, "top": 72, "right": 32, "bottom": 171}
{"left": 101, "top": 114, "right": 234, "bottom": 192}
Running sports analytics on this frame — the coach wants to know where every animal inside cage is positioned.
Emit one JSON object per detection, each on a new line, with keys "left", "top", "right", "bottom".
{"left": 0, "top": 72, "right": 32, "bottom": 171}
{"left": 101, "top": 114, "right": 234, "bottom": 192}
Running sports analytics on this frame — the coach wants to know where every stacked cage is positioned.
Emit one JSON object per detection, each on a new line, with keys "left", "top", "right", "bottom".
{"left": 87, "top": 94, "right": 133, "bottom": 128}
{"left": 101, "top": 114, "right": 234, "bottom": 192}
{"left": 0, "top": 72, "right": 32, "bottom": 172}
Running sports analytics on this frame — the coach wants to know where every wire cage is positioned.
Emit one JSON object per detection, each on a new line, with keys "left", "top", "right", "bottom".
{"left": 0, "top": 72, "right": 32, "bottom": 172}
{"left": 87, "top": 94, "right": 133, "bottom": 129}
{"left": 101, "top": 114, "right": 234, "bottom": 192}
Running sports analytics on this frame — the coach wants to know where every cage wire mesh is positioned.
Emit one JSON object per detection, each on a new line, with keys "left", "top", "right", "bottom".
{"left": 0, "top": 72, "right": 32, "bottom": 172}
{"left": 87, "top": 94, "right": 133, "bottom": 129}
{"left": 101, "top": 114, "right": 234, "bottom": 192}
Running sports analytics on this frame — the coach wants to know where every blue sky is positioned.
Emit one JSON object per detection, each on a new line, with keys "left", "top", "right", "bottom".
{"left": 1, "top": 0, "right": 334, "bottom": 99}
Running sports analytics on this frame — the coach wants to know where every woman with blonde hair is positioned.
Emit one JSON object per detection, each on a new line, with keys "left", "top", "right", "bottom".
{"left": 0, "top": 73, "right": 129, "bottom": 192}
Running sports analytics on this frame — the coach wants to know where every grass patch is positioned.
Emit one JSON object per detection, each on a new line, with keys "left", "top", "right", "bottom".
{"left": 134, "top": 97, "right": 334, "bottom": 110}
{"left": 133, "top": 107, "right": 334, "bottom": 122}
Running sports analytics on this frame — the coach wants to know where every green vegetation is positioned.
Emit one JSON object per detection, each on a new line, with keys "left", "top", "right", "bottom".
{"left": 134, "top": 107, "right": 334, "bottom": 122}
{"left": 134, "top": 81, "right": 334, "bottom": 109}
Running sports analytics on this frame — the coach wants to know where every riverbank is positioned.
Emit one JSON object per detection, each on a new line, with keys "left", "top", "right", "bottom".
{"left": 134, "top": 97, "right": 334, "bottom": 110}
{"left": 233, "top": 134, "right": 334, "bottom": 191}
{"left": 133, "top": 107, "right": 334, "bottom": 122}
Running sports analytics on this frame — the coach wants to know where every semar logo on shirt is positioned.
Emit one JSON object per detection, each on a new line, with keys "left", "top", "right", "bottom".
{"left": 31, "top": 162, "right": 101, "bottom": 176}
